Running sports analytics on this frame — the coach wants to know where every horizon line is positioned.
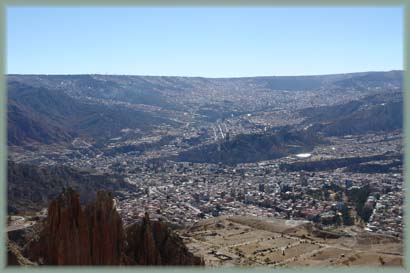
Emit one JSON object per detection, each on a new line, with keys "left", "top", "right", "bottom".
{"left": 6, "top": 69, "right": 403, "bottom": 79}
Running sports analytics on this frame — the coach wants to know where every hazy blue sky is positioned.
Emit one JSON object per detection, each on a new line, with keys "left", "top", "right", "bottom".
{"left": 7, "top": 7, "right": 403, "bottom": 77}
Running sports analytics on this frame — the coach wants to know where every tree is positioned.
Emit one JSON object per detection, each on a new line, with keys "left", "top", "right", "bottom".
{"left": 334, "top": 193, "right": 342, "bottom": 202}
{"left": 347, "top": 185, "right": 372, "bottom": 222}
{"left": 341, "top": 206, "right": 353, "bottom": 226}
{"left": 323, "top": 189, "right": 330, "bottom": 200}
{"left": 335, "top": 212, "right": 342, "bottom": 226}
{"left": 379, "top": 256, "right": 385, "bottom": 266}
{"left": 361, "top": 207, "right": 373, "bottom": 223}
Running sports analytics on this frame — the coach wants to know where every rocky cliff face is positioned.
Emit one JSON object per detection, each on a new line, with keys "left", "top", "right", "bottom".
{"left": 25, "top": 188, "right": 93, "bottom": 265}
{"left": 7, "top": 239, "right": 36, "bottom": 266}
{"left": 125, "top": 213, "right": 204, "bottom": 265}
{"left": 84, "top": 191, "right": 129, "bottom": 265}
{"left": 23, "top": 188, "right": 203, "bottom": 266}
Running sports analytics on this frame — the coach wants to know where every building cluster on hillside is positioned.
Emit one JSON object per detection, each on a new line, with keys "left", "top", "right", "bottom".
{"left": 8, "top": 118, "right": 404, "bottom": 238}
{"left": 112, "top": 154, "right": 403, "bottom": 238}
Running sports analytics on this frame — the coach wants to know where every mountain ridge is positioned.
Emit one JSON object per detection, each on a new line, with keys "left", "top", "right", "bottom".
{"left": 6, "top": 69, "right": 402, "bottom": 79}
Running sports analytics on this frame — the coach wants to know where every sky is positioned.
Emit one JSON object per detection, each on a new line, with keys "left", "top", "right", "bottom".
{"left": 6, "top": 7, "right": 403, "bottom": 77}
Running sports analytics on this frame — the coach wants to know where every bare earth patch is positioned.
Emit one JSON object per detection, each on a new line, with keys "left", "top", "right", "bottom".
{"left": 182, "top": 216, "right": 403, "bottom": 268}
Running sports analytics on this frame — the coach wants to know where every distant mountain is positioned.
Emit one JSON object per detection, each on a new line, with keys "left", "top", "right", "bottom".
{"left": 8, "top": 81, "right": 175, "bottom": 145}
{"left": 329, "top": 70, "right": 403, "bottom": 90}
{"left": 173, "top": 87, "right": 403, "bottom": 165}
{"left": 258, "top": 70, "right": 403, "bottom": 91}
{"left": 301, "top": 94, "right": 403, "bottom": 137}
{"left": 8, "top": 100, "right": 74, "bottom": 146}
{"left": 8, "top": 70, "right": 403, "bottom": 95}
{"left": 317, "top": 101, "right": 402, "bottom": 136}
{"left": 7, "top": 71, "right": 403, "bottom": 146}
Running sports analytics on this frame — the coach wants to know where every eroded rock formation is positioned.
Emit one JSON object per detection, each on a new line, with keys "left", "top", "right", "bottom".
{"left": 25, "top": 188, "right": 93, "bottom": 265}
{"left": 7, "top": 239, "right": 36, "bottom": 266}
{"left": 23, "top": 188, "right": 203, "bottom": 266}
{"left": 85, "top": 191, "right": 130, "bottom": 265}
{"left": 125, "top": 213, "right": 204, "bottom": 265}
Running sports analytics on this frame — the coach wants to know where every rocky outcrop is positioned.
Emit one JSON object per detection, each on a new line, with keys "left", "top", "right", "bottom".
{"left": 25, "top": 188, "right": 92, "bottom": 265}
{"left": 7, "top": 239, "right": 36, "bottom": 266}
{"left": 125, "top": 213, "right": 204, "bottom": 265}
{"left": 24, "top": 188, "right": 126, "bottom": 265}
{"left": 24, "top": 188, "right": 203, "bottom": 266}
{"left": 84, "top": 191, "right": 128, "bottom": 265}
